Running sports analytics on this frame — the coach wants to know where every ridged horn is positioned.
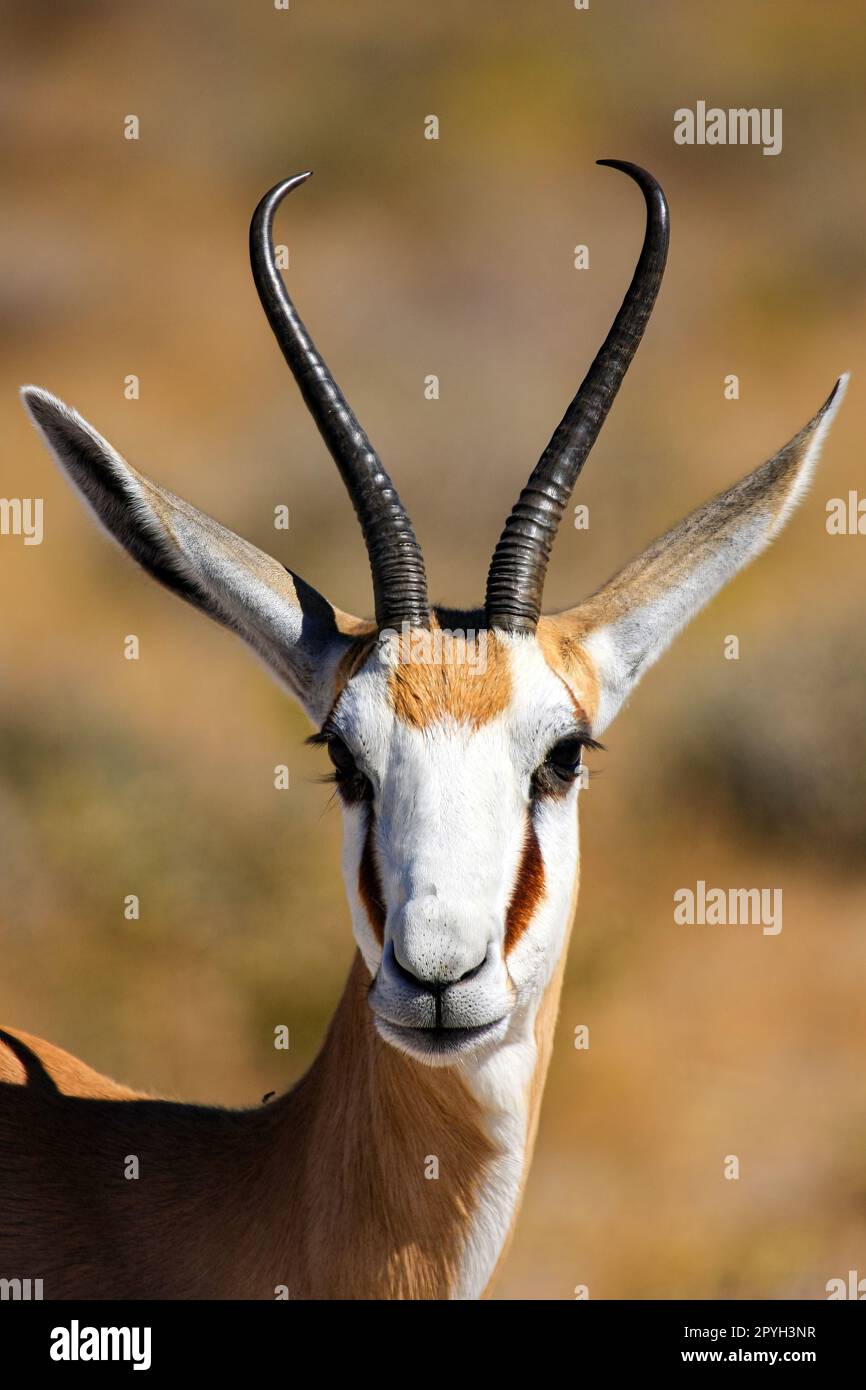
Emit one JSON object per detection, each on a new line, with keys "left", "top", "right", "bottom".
{"left": 485, "top": 160, "right": 670, "bottom": 633}
{"left": 250, "top": 173, "right": 430, "bottom": 631}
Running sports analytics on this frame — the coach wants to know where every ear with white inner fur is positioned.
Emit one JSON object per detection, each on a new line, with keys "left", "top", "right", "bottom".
{"left": 542, "top": 376, "right": 848, "bottom": 734}
{"left": 21, "top": 387, "right": 366, "bottom": 724}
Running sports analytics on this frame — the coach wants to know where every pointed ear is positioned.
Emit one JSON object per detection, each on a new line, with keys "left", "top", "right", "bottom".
{"left": 540, "top": 377, "right": 848, "bottom": 734}
{"left": 21, "top": 388, "right": 371, "bottom": 724}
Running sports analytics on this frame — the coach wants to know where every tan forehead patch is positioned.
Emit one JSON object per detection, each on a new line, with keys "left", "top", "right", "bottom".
{"left": 387, "top": 626, "right": 512, "bottom": 730}
{"left": 536, "top": 615, "right": 600, "bottom": 726}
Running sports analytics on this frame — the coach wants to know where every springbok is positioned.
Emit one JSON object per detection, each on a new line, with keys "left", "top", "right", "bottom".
{"left": 1, "top": 162, "right": 845, "bottom": 1300}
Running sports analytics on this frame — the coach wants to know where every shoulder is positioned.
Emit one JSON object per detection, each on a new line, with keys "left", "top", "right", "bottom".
{"left": 0, "top": 1027, "right": 145, "bottom": 1099}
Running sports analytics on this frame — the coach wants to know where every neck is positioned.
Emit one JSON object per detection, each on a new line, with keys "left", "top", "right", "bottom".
{"left": 270, "top": 936, "right": 572, "bottom": 1299}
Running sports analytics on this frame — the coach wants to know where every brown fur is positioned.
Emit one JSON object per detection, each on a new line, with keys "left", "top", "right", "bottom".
{"left": 504, "top": 819, "right": 546, "bottom": 954}
{"left": 0, "top": 1029, "right": 142, "bottom": 1101}
{"left": 388, "top": 623, "right": 511, "bottom": 731}
{"left": 0, "top": 957, "right": 495, "bottom": 1299}
{"left": 536, "top": 616, "right": 600, "bottom": 725}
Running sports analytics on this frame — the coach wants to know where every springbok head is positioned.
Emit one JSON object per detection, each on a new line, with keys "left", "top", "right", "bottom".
{"left": 22, "top": 162, "right": 845, "bottom": 1068}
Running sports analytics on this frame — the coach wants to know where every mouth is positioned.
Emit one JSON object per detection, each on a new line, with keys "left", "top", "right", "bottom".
{"left": 373, "top": 1014, "right": 509, "bottom": 1066}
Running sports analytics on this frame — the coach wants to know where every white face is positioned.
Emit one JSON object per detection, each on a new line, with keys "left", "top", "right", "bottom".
{"left": 317, "top": 633, "right": 593, "bottom": 1067}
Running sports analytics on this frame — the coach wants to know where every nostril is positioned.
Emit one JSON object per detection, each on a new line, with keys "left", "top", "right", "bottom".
{"left": 388, "top": 940, "right": 490, "bottom": 990}
{"left": 388, "top": 941, "right": 435, "bottom": 990}
{"left": 391, "top": 948, "right": 425, "bottom": 988}
{"left": 456, "top": 955, "right": 487, "bottom": 984}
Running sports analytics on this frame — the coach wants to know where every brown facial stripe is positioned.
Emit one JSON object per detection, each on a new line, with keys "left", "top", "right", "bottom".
{"left": 358, "top": 810, "right": 386, "bottom": 945}
{"left": 504, "top": 816, "right": 546, "bottom": 953}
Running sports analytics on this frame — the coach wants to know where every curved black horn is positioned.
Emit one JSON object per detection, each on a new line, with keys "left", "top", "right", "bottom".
{"left": 485, "top": 160, "right": 670, "bottom": 633}
{"left": 250, "top": 173, "right": 430, "bottom": 631}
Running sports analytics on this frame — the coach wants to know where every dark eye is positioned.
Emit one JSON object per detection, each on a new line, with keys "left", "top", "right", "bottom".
{"left": 532, "top": 735, "right": 601, "bottom": 798}
{"left": 327, "top": 736, "right": 357, "bottom": 777}
{"left": 547, "top": 737, "right": 584, "bottom": 781}
{"left": 325, "top": 736, "right": 372, "bottom": 804}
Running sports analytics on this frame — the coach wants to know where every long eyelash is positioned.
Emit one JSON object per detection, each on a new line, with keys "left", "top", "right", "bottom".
{"left": 317, "top": 785, "right": 342, "bottom": 821}
{"left": 312, "top": 735, "right": 373, "bottom": 808}
{"left": 311, "top": 730, "right": 605, "bottom": 798}
{"left": 578, "top": 735, "right": 606, "bottom": 755}
{"left": 306, "top": 728, "right": 333, "bottom": 748}
{"left": 530, "top": 732, "right": 607, "bottom": 801}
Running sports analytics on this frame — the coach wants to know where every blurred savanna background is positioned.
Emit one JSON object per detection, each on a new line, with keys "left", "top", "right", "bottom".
{"left": 1, "top": 0, "right": 864, "bottom": 1298}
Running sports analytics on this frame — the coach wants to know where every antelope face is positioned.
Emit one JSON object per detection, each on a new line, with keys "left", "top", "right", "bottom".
{"left": 22, "top": 161, "right": 845, "bottom": 1076}
{"left": 324, "top": 626, "right": 596, "bottom": 1065}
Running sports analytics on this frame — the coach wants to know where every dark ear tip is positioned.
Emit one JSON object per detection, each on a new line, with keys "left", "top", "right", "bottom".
{"left": 19, "top": 385, "right": 57, "bottom": 424}
{"left": 831, "top": 372, "right": 850, "bottom": 400}
{"left": 20, "top": 389, "right": 96, "bottom": 455}
{"left": 818, "top": 372, "right": 850, "bottom": 420}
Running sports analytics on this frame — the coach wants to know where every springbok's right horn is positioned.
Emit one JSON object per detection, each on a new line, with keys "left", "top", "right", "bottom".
{"left": 485, "top": 160, "right": 670, "bottom": 634}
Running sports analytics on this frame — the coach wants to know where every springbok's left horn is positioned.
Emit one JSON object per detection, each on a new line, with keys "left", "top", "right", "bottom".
{"left": 250, "top": 173, "right": 430, "bottom": 632}
{"left": 485, "top": 160, "right": 670, "bottom": 633}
